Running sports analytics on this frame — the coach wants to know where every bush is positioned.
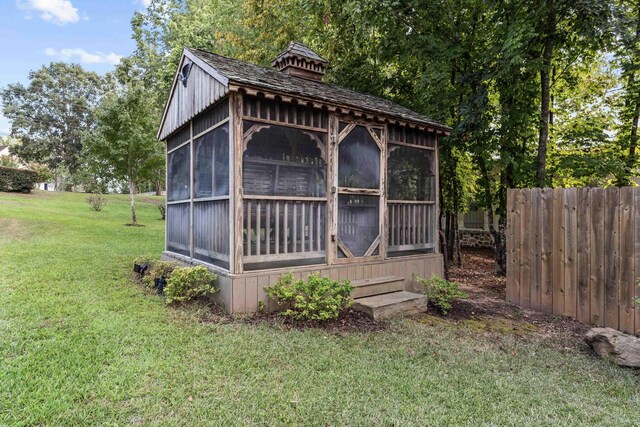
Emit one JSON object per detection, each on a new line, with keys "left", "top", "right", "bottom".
{"left": 0, "top": 166, "right": 37, "bottom": 193}
{"left": 417, "top": 275, "right": 468, "bottom": 315}
{"left": 265, "top": 273, "right": 353, "bottom": 321}
{"left": 157, "top": 202, "right": 166, "bottom": 220}
{"left": 86, "top": 193, "right": 108, "bottom": 211}
{"left": 164, "top": 266, "right": 218, "bottom": 304}
{"left": 143, "top": 260, "right": 180, "bottom": 288}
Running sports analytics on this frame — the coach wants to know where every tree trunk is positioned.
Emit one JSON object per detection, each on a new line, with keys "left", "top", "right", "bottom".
{"left": 477, "top": 157, "right": 506, "bottom": 275}
{"left": 626, "top": 5, "right": 640, "bottom": 181}
{"left": 536, "top": 0, "right": 556, "bottom": 187}
{"left": 129, "top": 177, "right": 137, "bottom": 226}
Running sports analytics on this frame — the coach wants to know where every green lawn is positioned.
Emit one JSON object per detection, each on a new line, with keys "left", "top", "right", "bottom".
{"left": 1, "top": 190, "right": 639, "bottom": 426}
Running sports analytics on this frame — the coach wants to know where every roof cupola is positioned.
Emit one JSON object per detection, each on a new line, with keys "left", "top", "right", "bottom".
{"left": 272, "top": 41, "right": 327, "bottom": 82}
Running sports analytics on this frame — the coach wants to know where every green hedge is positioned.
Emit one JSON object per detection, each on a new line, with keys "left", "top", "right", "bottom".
{"left": 0, "top": 166, "right": 38, "bottom": 193}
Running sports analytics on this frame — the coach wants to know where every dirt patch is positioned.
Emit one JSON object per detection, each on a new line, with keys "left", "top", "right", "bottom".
{"left": 0, "top": 217, "right": 33, "bottom": 241}
{"left": 443, "top": 248, "right": 590, "bottom": 343}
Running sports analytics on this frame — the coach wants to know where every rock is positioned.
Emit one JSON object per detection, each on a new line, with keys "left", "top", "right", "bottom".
{"left": 584, "top": 327, "right": 640, "bottom": 368}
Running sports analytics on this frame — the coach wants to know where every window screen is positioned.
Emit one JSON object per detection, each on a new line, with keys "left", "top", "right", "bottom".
{"left": 338, "top": 125, "right": 380, "bottom": 189}
{"left": 337, "top": 195, "right": 379, "bottom": 257}
{"left": 243, "top": 121, "right": 326, "bottom": 197}
{"left": 194, "top": 124, "right": 229, "bottom": 198}
{"left": 167, "top": 144, "right": 190, "bottom": 202}
{"left": 387, "top": 145, "right": 435, "bottom": 201}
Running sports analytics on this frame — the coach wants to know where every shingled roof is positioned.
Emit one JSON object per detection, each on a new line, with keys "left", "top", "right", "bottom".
{"left": 187, "top": 48, "right": 449, "bottom": 131}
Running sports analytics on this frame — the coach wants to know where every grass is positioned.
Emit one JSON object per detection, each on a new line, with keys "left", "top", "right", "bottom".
{"left": 1, "top": 190, "right": 639, "bottom": 426}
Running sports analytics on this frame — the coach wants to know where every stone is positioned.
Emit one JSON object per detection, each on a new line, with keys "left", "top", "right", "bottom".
{"left": 352, "top": 291, "right": 428, "bottom": 320}
{"left": 584, "top": 327, "right": 640, "bottom": 367}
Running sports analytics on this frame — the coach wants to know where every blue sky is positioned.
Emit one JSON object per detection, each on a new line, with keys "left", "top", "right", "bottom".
{"left": 0, "top": 0, "right": 147, "bottom": 136}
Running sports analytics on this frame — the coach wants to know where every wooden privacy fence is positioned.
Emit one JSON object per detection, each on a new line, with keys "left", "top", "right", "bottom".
{"left": 506, "top": 187, "right": 640, "bottom": 336}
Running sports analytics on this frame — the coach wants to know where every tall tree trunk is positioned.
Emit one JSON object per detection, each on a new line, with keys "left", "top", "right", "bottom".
{"left": 536, "top": 0, "right": 556, "bottom": 187}
{"left": 478, "top": 157, "right": 506, "bottom": 275}
{"left": 129, "top": 177, "right": 137, "bottom": 226}
{"left": 626, "top": 4, "right": 640, "bottom": 182}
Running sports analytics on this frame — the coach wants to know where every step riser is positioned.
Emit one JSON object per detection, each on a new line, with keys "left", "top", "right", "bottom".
{"left": 351, "top": 291, "right": 428, "bottom": 320}
{"left": 352, "top": 298, "right": 427, "bottom": 320}
{"left": 351, "top": 280, "right": 404, "bottom": 299}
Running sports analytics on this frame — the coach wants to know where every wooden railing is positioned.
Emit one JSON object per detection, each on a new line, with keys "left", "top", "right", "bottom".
{"left": 387, "top": 201, "right": 435, "bottom": 252}
{"left": 243, "top": 196, "right": 326, "bottom": 264}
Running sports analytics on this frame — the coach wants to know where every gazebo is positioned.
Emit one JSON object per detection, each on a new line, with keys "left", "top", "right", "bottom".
{"left": 158, "top": 42, "right": 450, "bottom": 316}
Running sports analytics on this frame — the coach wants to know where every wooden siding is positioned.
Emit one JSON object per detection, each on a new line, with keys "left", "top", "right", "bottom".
{"left": 159, "top": 59, "right": 229, "bottom": 140}
{"left": 507, "top": 187, "right": 640, "bottom": 336}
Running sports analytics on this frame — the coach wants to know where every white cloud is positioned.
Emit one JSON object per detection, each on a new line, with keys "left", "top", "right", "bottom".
{"left": 138, "top": 0, "right": 152, "bottom": 7}
{"left": 17, "top": 0, "right": 80, "bottom": 25}
{"left": 45, "top": 48, "right": 122, "bottom": 65}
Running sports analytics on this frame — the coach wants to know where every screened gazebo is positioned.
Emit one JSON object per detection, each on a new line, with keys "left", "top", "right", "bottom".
{"left": 158, "top": 42, "right": 450, "bottom": 315}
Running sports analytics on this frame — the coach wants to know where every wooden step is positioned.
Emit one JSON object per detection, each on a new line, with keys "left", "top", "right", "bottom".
{"left": 349, "top": 275, "right": 405, "bottom": 299}
{"left": 351, "top": 291, "right": 428, "bottom": 320}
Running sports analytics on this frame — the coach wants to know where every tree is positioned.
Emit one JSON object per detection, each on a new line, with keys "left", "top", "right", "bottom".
{"left": 0, "top": 62, "right": 107, "bottom": 175}
{"left": 87, "top": 71, "right": 163, "bottom": 226}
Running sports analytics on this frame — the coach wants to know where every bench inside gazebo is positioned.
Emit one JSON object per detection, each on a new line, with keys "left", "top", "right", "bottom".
{"left": 158, "top": 42, "right": 450, "bottom": 317}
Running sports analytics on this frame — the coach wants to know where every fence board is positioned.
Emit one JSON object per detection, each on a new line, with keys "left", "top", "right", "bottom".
{"left": 510, "top": 190, "right": 523, "bottom": 305}
{"left": 619, "top": 187, "right": 635, "bottom": 334}
{"left": 520, "top": 189, "right": 531, "bottom": 308}
{"left": 604, "top": 187, "right": 620, "bottom": 330}
{"left": 506, "top": 190, "right": 516, "bottom": 303}
{"left": 530, "top": 188, "right": 541, "bottom": 311}
{"left": 552, "top": 188, "right": 565, "bottom": 314}
{"left": 634, "top": 188, "right": 640, "bottom": 336}
{"left": 590, "top": 187, "right": 605, "bottom": 326}
{"left": 576, "top": 188, "right": 591, "bottom": 323}
{"left": 507, "top": 186, "right": 638, "bottom": 336}
{"left": 564, "top": 188, "right": 578, "bottom": 318}
{"left": 540, "top": 188, "right": 554, "bottom": 312}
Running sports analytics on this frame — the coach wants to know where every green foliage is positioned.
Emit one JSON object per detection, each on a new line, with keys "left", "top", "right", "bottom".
{"left": 265, "top": 273, "right": 353, "bottom": 321}
{"left": 164, "top": 266, "right": 218, "bottom": 304}
{"left": 0, "top": 155, "right": 18, "bottom": 168}
{"left": 86, "top": 72, "right": 163, "bottom": 225}
{"left": 156, "top": 202, "right": 166, "bottom": 220}
{"left": 418, "top": 275, "right": 468, "bottom": 315}
{"left": 86, "top": 193, "right": 108, "bottom": 211}
{"left": 0, "top": 166, "right": 37, "bottom": 193}
{"left": 0, "top": 62, "right": 108, "bottom": 174}
{"left": 143, "top": 260, "right": 180, "bottom": 288}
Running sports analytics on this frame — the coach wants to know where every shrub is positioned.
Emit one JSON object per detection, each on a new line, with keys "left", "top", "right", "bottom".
{"left": 86, "top": 193, "right": 108, "bottom": 211}
{"left": 157, "top": 202, "right": 166, "bottom": 220}
{"left": 143, "top": 260, "right": 180, "bottom": 288}
{"left": 417, "top": 275, "right": 468, "bottom": 315}
{"left": 164, "top": 266, "right": 218, "bottom": 304}
{"left": 0, "top": 166, "right": 37, "bottom": 193}
{"left": 265, "top": 273, "right": 353, "bottom": 321}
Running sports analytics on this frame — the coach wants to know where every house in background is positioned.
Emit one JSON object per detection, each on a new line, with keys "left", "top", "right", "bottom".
{"left": 157, "top": 42, "right": 450, "bottom": 317}
{"left": 458, "top": 205, "right": 498, "bottom": 248}
{"left": 0, "top": 143, "right": 56, "bottom": 191}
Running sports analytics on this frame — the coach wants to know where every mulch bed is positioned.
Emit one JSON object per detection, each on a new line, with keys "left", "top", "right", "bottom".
{"left": 446, "top": 248, "right": 591, "bottom": 342}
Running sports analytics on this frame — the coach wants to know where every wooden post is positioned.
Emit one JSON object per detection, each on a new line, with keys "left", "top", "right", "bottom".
{"left": 231, "top": 92, "right": 244, "bottom": 274}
